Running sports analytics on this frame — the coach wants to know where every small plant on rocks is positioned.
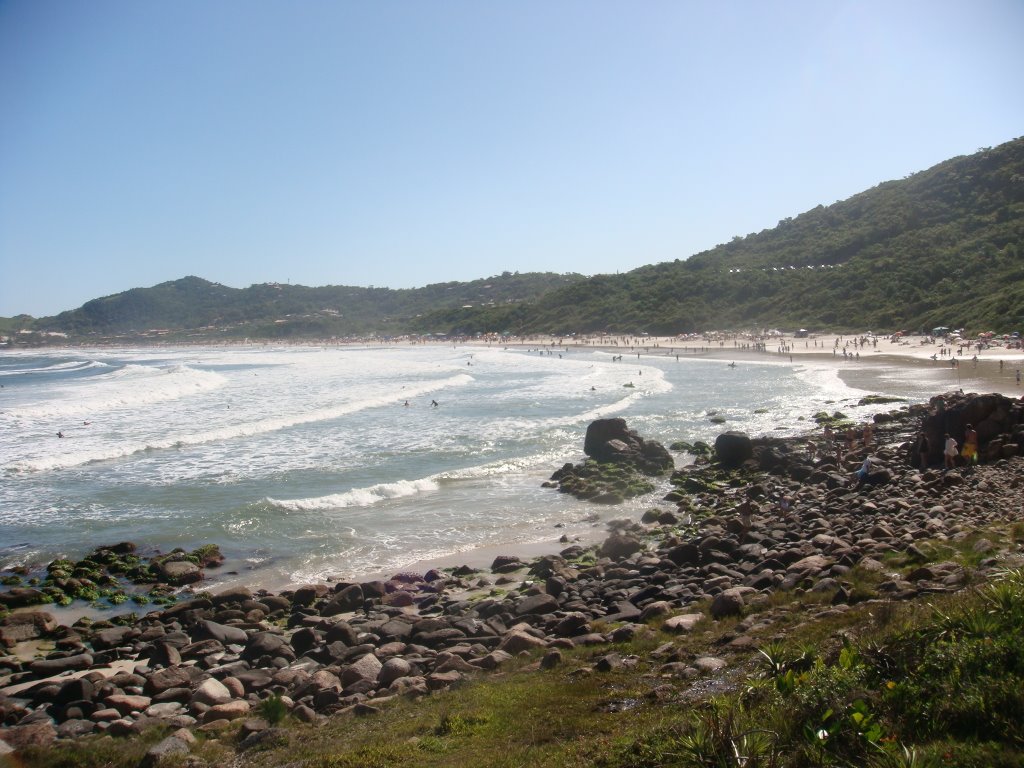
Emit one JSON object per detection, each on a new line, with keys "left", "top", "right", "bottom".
{"left": 259, "top": 692, "right": 289, "bottom": 725}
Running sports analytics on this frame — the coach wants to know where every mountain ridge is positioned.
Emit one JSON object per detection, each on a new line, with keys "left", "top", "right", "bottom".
{"left": 7, "top": 137, "right": 1023, "bottom": 342}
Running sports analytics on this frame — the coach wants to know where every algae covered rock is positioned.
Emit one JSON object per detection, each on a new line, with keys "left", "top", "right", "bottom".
{"left": 548, "top": 419, "right": 673, "bottom": 504}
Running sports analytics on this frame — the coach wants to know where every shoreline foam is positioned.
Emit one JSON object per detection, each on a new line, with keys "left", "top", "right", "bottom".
{"left": 8, "top": 335, "right": 1023, "bottom": 621}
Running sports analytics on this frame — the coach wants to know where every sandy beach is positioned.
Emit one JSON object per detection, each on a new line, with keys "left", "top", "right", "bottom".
{"left": 485, "top": 331, "right": 1024, "bottom": 397}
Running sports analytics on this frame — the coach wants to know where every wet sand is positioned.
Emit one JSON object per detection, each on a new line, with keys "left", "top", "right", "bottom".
{"left": 490, "top": 333, "right": 1024, "bottom": 397}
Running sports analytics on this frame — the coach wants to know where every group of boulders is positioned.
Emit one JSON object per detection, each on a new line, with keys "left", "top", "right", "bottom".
{"left": 2, "top": 392, "right": 1023, "bottom": 760}
{"left": 546, "top": 417, "right": 675, "bottom": 503}
{"left": 0, "top": 544, "right": 227, "bottom": 615}
{"left": 918, "top": 391, "right": 1024, "bottom": 465}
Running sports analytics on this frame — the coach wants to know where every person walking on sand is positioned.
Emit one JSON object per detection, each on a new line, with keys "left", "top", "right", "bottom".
{"left": 943, "top": 433, "right": 958, "bottom": 470}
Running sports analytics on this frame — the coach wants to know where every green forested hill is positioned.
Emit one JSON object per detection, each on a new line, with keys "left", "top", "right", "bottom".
{"left": 441, "top": 136, "right": 1024, "bottom": 336}
{"left": 11, "top": 137, "right": 1024, "bottom": 342}
{"left": 28, "top": 272, "right": 585, "bottom": 340}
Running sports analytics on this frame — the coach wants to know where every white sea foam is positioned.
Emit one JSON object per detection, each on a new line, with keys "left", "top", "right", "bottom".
{"left": 0, "top": 359, "right": 110, "bottom": 377}
{"left": 791, "top": 361, "right": 869, "bottom": 399}
{"left": 478, "top": 366, "right": 672, "bottom": 435}
{"left": 436, "top": 450, "right": 567, "bottom": 479}
{"left": 0, "top": 344, "right": 933, "bottom": 599}
{"left": 4, "top": 364, "right": 227, "bottom": 421}
{"left": 265, "top": 449, "right": 567, "bottom": 512}
{"left": 5, "top": 372, "right": 475, "bottom": 473}
{"left": 268, "top": 478, "right": 441, "bottom": 511}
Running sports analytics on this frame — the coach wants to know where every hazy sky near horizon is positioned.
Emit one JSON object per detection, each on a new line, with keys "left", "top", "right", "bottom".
{"left": 1, "top": 2, "right": 1022, "bottom": 317}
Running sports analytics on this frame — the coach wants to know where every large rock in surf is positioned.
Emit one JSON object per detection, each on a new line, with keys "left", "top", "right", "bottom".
{"left": 0, "top": 588, "right": 45, "bottom": 609}
{"left": 547, "top": 419, "right": 673, "bottom": 504}
{"left": 714, "top": 431, "right": 754, "bottom": 468}
{"left": 583, "top": 418, "right": 674, "bottom": 474}
{"left": 153, "top": 559, "right": 203, "bottom": 586}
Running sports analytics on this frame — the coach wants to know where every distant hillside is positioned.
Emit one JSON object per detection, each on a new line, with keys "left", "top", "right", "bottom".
{"left": 450, "top": 137, "right": 1024, "bottom": 336}
{"left": 26, "top": 272, "right": 585, "bottom": 341}
{"left": 9, "top": 137, "right": 1024, "bottom": 343}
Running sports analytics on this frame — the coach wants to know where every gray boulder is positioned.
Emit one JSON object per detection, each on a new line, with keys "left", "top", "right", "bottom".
{"left": 584, "top": 418, "right": 674, "bottom": 474}
{"left": 515, "top": 593, "right": 559, "bottom": 616}
{"left": 193, "top": 619, "right": 248, "bottom": 645}
{"left": 598, "top": 533, "right": 643, "bottom": 560}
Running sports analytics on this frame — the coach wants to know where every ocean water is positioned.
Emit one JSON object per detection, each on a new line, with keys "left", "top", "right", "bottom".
{"left": 0, "top": 344, "right": 925, "bottom": 590}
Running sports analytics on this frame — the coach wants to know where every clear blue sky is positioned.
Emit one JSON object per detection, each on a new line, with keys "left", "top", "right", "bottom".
{"left": 1, "top": 1, "right": 1021, "bottom": 317}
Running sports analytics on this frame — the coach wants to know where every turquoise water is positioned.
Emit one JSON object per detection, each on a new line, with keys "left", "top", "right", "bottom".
{"left": 0, "top": 344, "right": 921, "bottom": 588}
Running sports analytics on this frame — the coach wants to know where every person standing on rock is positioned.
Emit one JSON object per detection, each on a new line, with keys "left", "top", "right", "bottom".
{"left": 734, "top": 488, "right": 761, "bottom": 530}
{"left": 778, "top": 494, "right": 794, "bottom": 520}
{"left": 962, "top": 424, "right": 979, "bottom": 464}
{"left": 845, "top": 426, "right": 858, "bottom": 452}
{"left": 917, "top": 432, "right": 930, "bottom": 470}
{"left": 852, "top": 456, "right": 873, "bottom": 487}
{"left": 943, "top": 433, "right": 959, "bottom": 470}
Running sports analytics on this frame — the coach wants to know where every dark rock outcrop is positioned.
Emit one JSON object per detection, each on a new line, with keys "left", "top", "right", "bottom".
{"left": 915, "top": 391, "right": 1023, "bottom": 466}
{"left": 714, "top": 431, "right": 753, "bottom": 468}
{"left": 548, "top": 419, "right": 674, "bottom": 503}
{"left": 583, "top": 418, "right": 674, "bottom": 474}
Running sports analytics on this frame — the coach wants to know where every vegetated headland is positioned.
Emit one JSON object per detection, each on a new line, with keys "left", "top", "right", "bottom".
{"left": 3, "top": 136, "right": 1023, "bottom": 345}
{"left": 2, "top": 388, "right": 1024, "bottom": 766}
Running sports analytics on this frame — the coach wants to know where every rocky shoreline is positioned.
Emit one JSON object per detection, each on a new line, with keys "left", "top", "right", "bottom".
{"left": 1, "top": 391, "right": 1022, "bottom": 762}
